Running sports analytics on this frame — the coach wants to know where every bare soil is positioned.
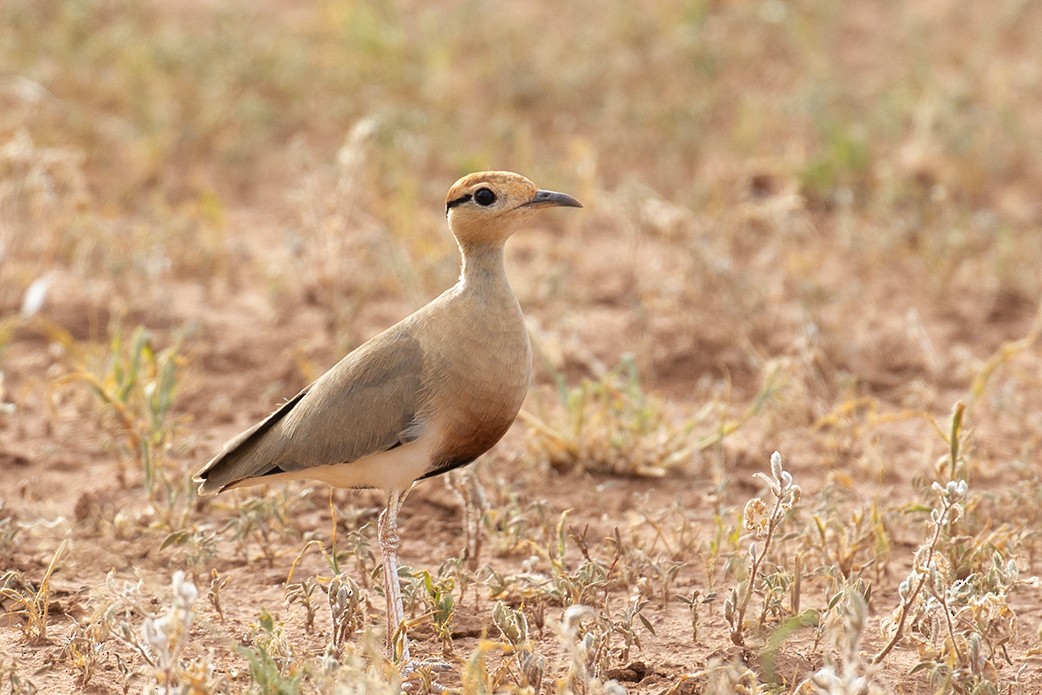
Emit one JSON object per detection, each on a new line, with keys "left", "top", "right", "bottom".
{"left": 3, "top": 201, "right": 1042, "bottom": 692}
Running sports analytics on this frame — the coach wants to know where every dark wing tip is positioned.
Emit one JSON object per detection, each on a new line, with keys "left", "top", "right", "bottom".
{"left": 193, "top": 470, "right": 225, "bottom": 496}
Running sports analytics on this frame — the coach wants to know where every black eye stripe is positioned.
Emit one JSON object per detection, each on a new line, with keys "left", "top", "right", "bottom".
{"left": 445, "top": 193, "right": 472, "bottom": 212}
{"left": 446, "top": 187, "right": 498, "bottom": 213}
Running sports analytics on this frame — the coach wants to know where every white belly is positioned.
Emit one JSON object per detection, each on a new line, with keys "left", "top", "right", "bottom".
{"left": 226, "top": 434, "right": 437, "bottom": 494}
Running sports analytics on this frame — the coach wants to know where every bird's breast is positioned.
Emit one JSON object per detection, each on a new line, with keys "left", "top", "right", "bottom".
{"left": 420, "top": 292, "right": 532, "bottom": 473}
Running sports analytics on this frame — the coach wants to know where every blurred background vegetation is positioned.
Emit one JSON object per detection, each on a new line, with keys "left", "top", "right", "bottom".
{"left": 4, "top": 0, "right": 1041, "bottom": 397}
{"left": 2, "top": 2, "right": 1042, "bottom": 690}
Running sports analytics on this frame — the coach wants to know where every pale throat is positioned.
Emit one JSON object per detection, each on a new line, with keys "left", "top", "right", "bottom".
{"left": 457, "top": 242, "right": 511, "bottom": 293}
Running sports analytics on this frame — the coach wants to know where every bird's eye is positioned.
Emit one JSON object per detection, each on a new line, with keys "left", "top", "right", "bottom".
{"left": 474, "top": 187, "right": 496, "bottom": 206}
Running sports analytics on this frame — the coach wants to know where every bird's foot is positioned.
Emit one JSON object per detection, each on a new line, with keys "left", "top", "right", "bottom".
{"left": 389, "top": 626, "right": 452, "bottom": 676}
{"left": 399, "top": 656, "right": 453, "bottom": 692}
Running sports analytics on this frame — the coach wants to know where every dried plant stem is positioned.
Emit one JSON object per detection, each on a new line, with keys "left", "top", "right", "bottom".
{"left": 872, "top": 490, "right": 960, "bottom": 664}
{"left": 936, "top": 590, "right": 965, "bottom": 666}
{"left": 730, "top": 494, "right": 783, "bottom": 647}
{"left": 1, "top": 539, "right": 67, "bottom": 641}
{"left": 727, "top": 452, "right": 801, "bottom": 648}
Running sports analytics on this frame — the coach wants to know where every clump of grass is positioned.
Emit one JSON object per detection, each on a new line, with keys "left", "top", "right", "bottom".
{"left": 461, "top": 638, "right": 517, "bottom": 693}
{"left": 596, "top": 595, "right": 655, "bottom": 669}
{"left": 491, "top": 601, "right": 545, "bottom": 692}
{"left": 64, "top": 323, "right": 181, "bottom": 499}
{"left": 480, "top": 486, "right": 551, "bottom": 559}
{"left": 285, "top": 575, "right": 320, "bottom": 636}
{"left": 136, "top": 571, "right": 213, "bottom": 693}
{"left": 672, "top": 658, "right": 763, "bottom": 695}
{"left": 159, "top": 524, "right": 218, "bottom": 584}
{"left": 221, "top": 489, "right": 303, "bottom": 567}
{"left": 911, "top": 551, "right": 1019, "bottom": 692}
{"left": 207, "top": 569, "right": 229, "bottom": 623}
{"left": 523, "top": 355, "right": 692, "bottom": 477}
{"left": 1, "top": 658, "right": 38, "bottom": 695}
{"left": 808, "top": 498, "right": 892, "bottom": 584}
{"left": 283, "top": 503, "right": 377, "bottom": 660}
{"left": 0, "top": 538, "right": 66, "bottom": 642}
{"left": 538, "top": 520, "right": 656, "bottom": 674}
{"left": 0, "top": 500, "right": 23, "bottom": 560}
{"left": 874, "top": 479, "right": 968, "bottom": 664}
{"left": 64, "top": 613, "right": 106, "bottom": 687}
{"left": 875, "top": 466, "right": 1021, "bottom": 691}
{"left": 311, "top": 642, "right": 401, "bottom": 695}
{"left": 239, "top": 609, "right": 301, "bottom": 694}
{"left": 94, "top": 570, "right": 225, "bottom": 694}
{"left": 413, "top": 569, "right": 457, "bottom": 657}
{"left": 326, "top": 572, "right": 366, "bottom": 656}
{"left": 63, "top": 571, "right": 141, "bottom": 690}
{"left": 793, "top": 580, "right": 881, "bottom": 694}
{"left": 678, "top": 589, "right": 714, "bottom": 643}
{"left": 554, "top": 604, "right": 626, "bottom": 695}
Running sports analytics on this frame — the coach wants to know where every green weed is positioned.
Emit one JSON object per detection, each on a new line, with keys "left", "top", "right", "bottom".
{"left": 66, "top": 323, "right": 181, "bottom": 499}
{"left": 523, "top": 355, "right": 692, "bottom": 477}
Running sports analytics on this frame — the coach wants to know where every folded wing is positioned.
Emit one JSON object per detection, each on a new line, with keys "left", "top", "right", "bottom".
{"left": 195, "top": 330, "right": 425, "bottom": 494}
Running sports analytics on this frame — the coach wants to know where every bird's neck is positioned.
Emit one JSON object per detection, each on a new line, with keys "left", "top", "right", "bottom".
{"left": 457, "top": 243, "right": 512, "bottom": 296}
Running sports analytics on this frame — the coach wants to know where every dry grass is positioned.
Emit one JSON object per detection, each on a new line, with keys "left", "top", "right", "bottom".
{"left": 2, "top": 0, "right": 1042, "bottom": 693}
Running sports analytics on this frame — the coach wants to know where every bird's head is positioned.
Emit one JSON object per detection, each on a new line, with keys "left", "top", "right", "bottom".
{"left": 445, "top": 171, "right": 582, "bottom": 247}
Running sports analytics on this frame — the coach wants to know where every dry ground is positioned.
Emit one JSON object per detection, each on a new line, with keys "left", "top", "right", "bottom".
{"left": 2, "top": 1, "right": 1042, "bottom": 693}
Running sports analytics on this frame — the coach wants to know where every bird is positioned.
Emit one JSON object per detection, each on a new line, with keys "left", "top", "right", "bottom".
{"left": 195, "top": 171, "right": 581, "bottom": 663}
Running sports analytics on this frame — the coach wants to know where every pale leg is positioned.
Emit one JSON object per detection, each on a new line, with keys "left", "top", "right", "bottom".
{"left": 378, "top": 489, "right": 409, "bottom": 661}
